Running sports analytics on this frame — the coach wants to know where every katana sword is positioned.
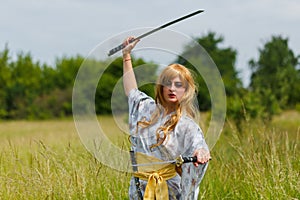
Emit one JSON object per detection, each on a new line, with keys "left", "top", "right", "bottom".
{"left": 130, "top": 151, "right": 143, "bottom": 200}
{"left": 132, "top": 155, "right": 211, "bottom": 168}
{"left": 107, "top": 9, "right": 204, "bottom": 56}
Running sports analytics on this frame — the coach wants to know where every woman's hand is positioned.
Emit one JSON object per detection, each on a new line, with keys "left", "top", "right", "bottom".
{"left": 193, "top": 148, "right": 211, "bottom": 167}
{"left": 122, "top": 36, "right": 140, "bottom": 55}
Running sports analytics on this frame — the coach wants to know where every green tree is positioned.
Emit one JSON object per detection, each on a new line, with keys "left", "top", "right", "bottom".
{"left": 54, "top": 55, "right": 84, "bottom": 89}
{"left": 0, "top": 45, "right": 11, "bottom": 118}
{"left": 95, "top": 57, "right": 158, "bottom": 114}
{"left": 33, "top": 56, "right": 84, "bottom": 118}
{"left": 249, "top": 35, "right": 300, "bottom": 119}
{"left": 176, "top": 31, "right": 242, "bottom": 111}
{"left": 6, "top": 52, "right": 43, "bottom": 119}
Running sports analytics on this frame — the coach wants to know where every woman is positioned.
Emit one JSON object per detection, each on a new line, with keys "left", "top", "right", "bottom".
{"left": 122, "top": 36, "right": 210, "bottom": 200}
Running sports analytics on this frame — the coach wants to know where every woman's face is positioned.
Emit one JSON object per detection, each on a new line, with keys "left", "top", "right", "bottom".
{"left": 162, "top": 76, "right": 186, "bottom": 106}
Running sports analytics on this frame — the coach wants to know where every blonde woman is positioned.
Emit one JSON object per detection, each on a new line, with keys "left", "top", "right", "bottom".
{"left": 123, "top": 36, "right": 210, "bottom": 200}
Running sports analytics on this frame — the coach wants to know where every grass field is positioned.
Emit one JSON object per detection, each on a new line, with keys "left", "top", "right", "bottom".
{"left": 0, "top": 112, "right": 299, "bottom": 200}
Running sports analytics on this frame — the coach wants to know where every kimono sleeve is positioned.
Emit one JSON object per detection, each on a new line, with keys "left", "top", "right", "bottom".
{"left": 180, "top": 118, "right": 209, "bottom": 199}
{"left": 127, "top": 89, "right": 155, "bottom": 132}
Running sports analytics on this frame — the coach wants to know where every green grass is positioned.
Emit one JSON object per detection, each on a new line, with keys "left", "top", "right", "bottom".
{"left": 0, "top": 113, "right": 299, "bottom": 199}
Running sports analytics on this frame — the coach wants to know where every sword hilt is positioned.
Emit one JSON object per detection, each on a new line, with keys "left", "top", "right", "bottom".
{"left": 107, "top": 38, "right": 136, "bottom": 56}
{"left": 182, "top": 156, "right": 198, "bottom": 163}
{"left": 107, "top": 44, "right": 125, "bottom": 56}
{"left": 176, "top": 155, "right": 211, "bottom": 167}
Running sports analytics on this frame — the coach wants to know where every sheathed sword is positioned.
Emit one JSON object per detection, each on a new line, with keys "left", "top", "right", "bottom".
{"left": 130, "top": 150, "right": 143, "bottom": 200}
{"left": 107, "top": 9, "right": 204, "bottom": 56}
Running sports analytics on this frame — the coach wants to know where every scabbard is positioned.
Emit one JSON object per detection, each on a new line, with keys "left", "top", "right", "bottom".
{"left": 130, "top": 150, "right": 143, "bottom": 200}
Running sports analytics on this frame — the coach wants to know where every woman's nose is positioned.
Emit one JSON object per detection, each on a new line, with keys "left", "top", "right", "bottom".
{"left": 169, "top": 83, "right": 176, "bottom": 91}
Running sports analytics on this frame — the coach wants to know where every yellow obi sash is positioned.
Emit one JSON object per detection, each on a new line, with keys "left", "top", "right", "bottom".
{"left": 133, "top": 152, "right": 177, "bottom": 200}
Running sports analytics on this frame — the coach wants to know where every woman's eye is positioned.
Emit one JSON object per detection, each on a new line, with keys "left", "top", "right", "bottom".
{"left": 175, "top": 82, "right": 183, "bottom": 88}
{"left": 163, "top": 80, "right": 172, "bottom": 87}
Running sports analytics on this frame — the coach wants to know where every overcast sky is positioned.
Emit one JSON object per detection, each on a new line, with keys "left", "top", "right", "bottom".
{"left": 1, "top": 0, "right": 299, "bottom": 86}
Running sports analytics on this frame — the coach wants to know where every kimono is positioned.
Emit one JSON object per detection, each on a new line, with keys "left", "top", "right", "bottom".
{"left": 128, "top": 89, "right": 209, "bottom": 200}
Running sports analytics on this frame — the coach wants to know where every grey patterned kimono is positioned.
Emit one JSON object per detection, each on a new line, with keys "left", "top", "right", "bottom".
{"left": 128, "top": 89, "right": 209, "bottom": 200}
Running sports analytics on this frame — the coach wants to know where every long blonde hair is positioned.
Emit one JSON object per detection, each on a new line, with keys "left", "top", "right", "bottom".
{"left": 137, "top": 64, "right": 199, "bottom": 149}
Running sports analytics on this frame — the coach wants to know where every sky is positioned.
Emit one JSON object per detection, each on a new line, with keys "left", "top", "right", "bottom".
{"left": 1, "top": 0, "right": 300, "bottom": 87}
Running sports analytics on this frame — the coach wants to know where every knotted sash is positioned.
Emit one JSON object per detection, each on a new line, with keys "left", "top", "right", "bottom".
{"left": 133, "top": 152, "right": 177, "bottom": 200}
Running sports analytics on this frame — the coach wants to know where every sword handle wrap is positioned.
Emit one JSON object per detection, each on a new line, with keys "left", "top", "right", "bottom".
{"left": 183, "top": 156, "right": 212, "bottom": 163}
{"left": 107, "top": 38, "right": 136, "bottom": 56}
{"left": 176, "top": 155, "right": 211, "bottom": 167}
{"left": 107, "top": 44, "right": 125, "bottom": 56}
{"left": 176, "top": 155, "right": 197, "bottom": 167}
{"left": 182, "top": 156, "right": 198, "bottom": 163}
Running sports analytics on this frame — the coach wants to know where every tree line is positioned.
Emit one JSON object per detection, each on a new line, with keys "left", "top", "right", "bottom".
{"left": 0, "top": 31, "right": 299, "bottom": 125}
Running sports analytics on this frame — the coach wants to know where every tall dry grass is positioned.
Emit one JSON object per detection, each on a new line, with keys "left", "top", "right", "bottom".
{"left": 201, "top": 111, "right": 300, "bottom": 199}
{"left": 0, "top": 118, "right": 130, "bottom": 200}
{"left": 0, "top": 113, "right": 299, "bottom": 199}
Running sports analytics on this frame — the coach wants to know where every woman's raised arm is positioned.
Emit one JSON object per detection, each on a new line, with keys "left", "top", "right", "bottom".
{"left": 122, "top": 36, "right": 140, "bottom": 96}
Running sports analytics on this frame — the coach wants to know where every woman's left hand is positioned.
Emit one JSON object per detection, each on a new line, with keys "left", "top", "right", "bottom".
{"left": 193, "top": 148, "right": 211, "bottom": 167}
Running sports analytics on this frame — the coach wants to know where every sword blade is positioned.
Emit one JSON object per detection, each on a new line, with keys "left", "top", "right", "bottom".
{"left": 135, "top": 9, "right": 204, "bottom": 41}
{"left": 107, "top": 9, "right": 204, "bottom": 56}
